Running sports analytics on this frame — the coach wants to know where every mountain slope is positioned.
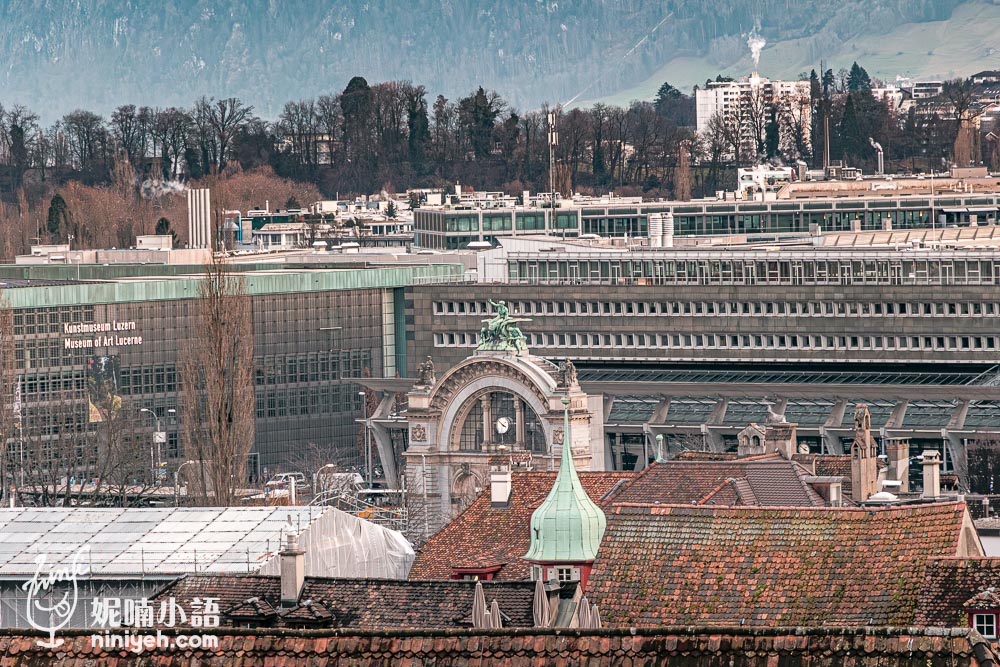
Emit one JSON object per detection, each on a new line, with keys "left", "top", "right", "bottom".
{"left": 591, "top": 0, "right": 1000, "bottom": 106}
{"left": 0, "top": 0, "right": 973, "bottom": 119}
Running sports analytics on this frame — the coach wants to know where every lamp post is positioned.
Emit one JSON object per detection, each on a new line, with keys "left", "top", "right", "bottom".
{"left": 139, "top": 408, "right": 167, "bottom": 484}
{"left": 314, "top": 463, "right": 337, "bottom": 496}
{"left": 174, "top": 459, "right": 197, "bottom": 506}
{"left": 360, "top": 391, "right": 372, "bottom": 487}
{"left": 320, "top": 325, "right": 343, "bottom": 459}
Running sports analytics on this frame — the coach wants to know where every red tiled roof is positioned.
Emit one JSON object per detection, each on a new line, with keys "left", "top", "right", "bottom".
{"left": 588, "top": 501, "right": 972, "bottom": 628}
{"left": 965, "top": 589, "right": 1000, "bottom": 611}
{"left": 674, "top": 451, "right": 738, "bottom": 461}
{"left": 4, "top": 627, "right": 996, "bottom": 665}
{"left": 154, "top": 575, "right": 537, "bottom": 629}
{"left": 409, "top": 470, "right": 631, "bottom": 581}
{"left": 611, "top": 455, "right": 825, "bottom": 507}
{"left": 917, "top": 559, "right": 1000, "bottom": 627}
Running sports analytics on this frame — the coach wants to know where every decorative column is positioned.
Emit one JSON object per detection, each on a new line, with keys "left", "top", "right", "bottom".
{"left": 515, "top": 398, "right": 526, "bottom": 449}
{"left": 481, "top": 395, "right": 492, "bottom": 451}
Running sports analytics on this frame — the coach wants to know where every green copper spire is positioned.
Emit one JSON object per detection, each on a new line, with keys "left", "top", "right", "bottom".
{"left": 524, "top": 397, "right": 607, "bottom": 563}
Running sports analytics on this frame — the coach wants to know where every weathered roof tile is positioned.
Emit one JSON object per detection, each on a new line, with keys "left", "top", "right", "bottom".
{"left": 588, "top": 501, "right": 973, "bottom": 628}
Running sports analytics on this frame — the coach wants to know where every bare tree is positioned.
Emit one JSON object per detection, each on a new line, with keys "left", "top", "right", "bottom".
{"left": 0, "top": 289, "right": 17, "bottom": 500}
{"left": 179, "top": 256, "right": 256, "bottom": 506}
{"left": 208, "top": 98, "right": 254, "bottom": 172}
{"left": 942, "top": 78, "right": 977, "bottom": 164}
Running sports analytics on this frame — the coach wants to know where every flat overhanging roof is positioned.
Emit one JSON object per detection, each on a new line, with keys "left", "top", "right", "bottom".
{"left": 580, "top": 381, "right": 1000, "bottom": 401}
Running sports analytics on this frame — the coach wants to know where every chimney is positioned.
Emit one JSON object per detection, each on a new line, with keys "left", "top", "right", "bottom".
{"left": 827, "top": 480, "right": 842, "bottom": 507}
{"left": 922, "top": 450, "right": 941, "bottom": 499}
{"left": 808, "top": 478, "right": 843, "bottom": 507}
{"left": 850, "top": 404, "right": 879, "bottom": 502}
{"left": 885, "top": 438, "right": 910, "bottom": 493}
{"left": 764, "top": 422, "right": 797, "bottom": 460}
{"left": 280, "top": 532, "right": 305, "bottom": 607}
{"left": 491, "top": 446, "right": 513, "bottom": 508}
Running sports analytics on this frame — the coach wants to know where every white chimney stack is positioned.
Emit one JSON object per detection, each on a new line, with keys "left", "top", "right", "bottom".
{"left": 922, "top": 450, "right": 941, "bottom": 499}
{"left": 663, "top": 212, "right": 675, "bottom": 248}
{"left": 280, "top": 532, "right": 305, "bottom": 607}
{"left": 186, "top": 188, "right": 212, "bottom": 249}
{"left": 491, "top": 446, "right": 513, "bottom": 508}
{"left": 648, "top": 213, "right": 663, "bottom": 248}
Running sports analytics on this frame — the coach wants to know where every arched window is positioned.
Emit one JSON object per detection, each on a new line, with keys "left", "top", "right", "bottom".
{"left": 457, "top": 391, "right": 547, "bottom": 453}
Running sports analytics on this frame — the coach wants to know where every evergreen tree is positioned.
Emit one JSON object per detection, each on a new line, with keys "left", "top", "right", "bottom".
{"left": 847, "top": 62, "right": 872, "bottom": 91}
{"left": 654, "top": 81, "right": 681, "bottom": 114}
{"left": 155, "top": 217, "right": 179, "bottom": 245}
{"left": 838, "top": 94, "right": 866, "bottom": 162}
{"left": 822, "top": 69, "right": 836, "bottom": 96}
{"left": 47, "top": 194, "right": 68, "bottom": 240}
{"left": 386, "top": 200, "right": 398, "bottom": 218}
{"left": 809, "top": 70, "right": 821, "bottom": 101}
{"left": 407, "top": 92, "right": 431, "bottom": 173}
{"left": 457, "top": 87, "right": 503, "bottom": 159}
{"left": 765, "top": 105, "right": 780, "bottom": 160}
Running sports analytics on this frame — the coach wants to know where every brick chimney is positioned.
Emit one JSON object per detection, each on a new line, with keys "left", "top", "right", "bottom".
{"left": 885, "top": 438, "right": 910, "bottom": 493}
{"left": 280, "top": 532, "right": 305, "bottom": 607}
{"left": 922, "top": 450, "right": 941, "bottom": 499}
{"left": 850, "top": 404, "right": 879, "bottom": 502}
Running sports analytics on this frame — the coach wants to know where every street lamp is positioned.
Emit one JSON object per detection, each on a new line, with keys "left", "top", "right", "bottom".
{"left": 314, "top": 463, "right": 338, "bottom": 495}
{"left": 139, "top": 408, "right": 166, "bottom": 484}
{"left": 174, "top": 459, "right": 197, "bottom": 506}
{"left": 359, "top": 391, "right": 372, "bottom": 488}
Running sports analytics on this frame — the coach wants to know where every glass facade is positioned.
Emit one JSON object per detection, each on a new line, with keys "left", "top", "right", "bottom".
{"left": 4, "top": 264, "right": 465, "bottom": 480}
{"left": 414, "top": 194, "right": 1000, "bottom": 248}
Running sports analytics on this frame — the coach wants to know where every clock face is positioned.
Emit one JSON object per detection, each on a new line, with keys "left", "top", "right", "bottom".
{"left": 495, "top": 417, "right": 511, "bottom": 434}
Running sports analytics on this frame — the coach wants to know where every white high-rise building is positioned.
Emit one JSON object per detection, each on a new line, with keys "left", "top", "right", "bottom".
{"left": 696, "top": 72, "right": 812, "bottom": 161}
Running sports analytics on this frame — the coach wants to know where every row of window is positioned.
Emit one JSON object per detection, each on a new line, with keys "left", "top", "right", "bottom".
{"left": 434, "top": 299, "right": 1000, "bottom": 318}
{"left": 508, "top": 257, "right": 1000, "bottom": 286}
{"left": 255, "top": 351, "right": 373, "bottom": 386}
{"left": 434, "top": 331, "right": 1000, "bottom": 352}
{"left": 254, "top": 386, "right": 365, "bottom": 419}
{"left": 11, "top": 306, "right": 96, "bottom": 336}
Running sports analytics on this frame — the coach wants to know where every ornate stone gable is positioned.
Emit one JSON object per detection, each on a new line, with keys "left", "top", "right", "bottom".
{"left": 429, "top": 358, "right": 551, "bottom": 413}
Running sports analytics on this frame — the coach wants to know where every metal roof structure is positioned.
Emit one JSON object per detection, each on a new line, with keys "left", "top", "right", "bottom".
{"left": 0, "top": 264, "right": 465, "bottom": 308}
{"left": 577, "top": 367, "right": 996, "bottom": 387}
{"left": 0, "top": 506, "right": 414, "bottom": 579}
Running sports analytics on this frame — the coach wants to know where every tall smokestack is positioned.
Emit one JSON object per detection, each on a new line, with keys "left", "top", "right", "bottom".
{"left": 187, "top": 188, "right": 212, "bottom": 249}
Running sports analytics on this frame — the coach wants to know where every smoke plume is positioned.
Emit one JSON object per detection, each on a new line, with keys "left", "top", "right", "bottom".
{"left": 141, "top": 179, "right": 187, "bottom": 199}
{"left": 747, "top": 30, "right": 766, "bottom": 68}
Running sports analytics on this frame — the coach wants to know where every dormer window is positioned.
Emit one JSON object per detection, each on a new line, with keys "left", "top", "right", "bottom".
{"left": 975, "top": 613, "right": 997, "bottom": 639}
{"left": 963, "top": 588, "right": 1000, "bottom": 639}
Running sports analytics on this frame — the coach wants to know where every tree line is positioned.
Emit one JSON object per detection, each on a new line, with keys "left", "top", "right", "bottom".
{"left": 0, "top": 64, "right": 992, "bottom": 226}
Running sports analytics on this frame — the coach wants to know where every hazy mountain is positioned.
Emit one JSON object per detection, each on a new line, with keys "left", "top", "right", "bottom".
{"left": 0, "top": 0, "right": 972, "bottom": 119}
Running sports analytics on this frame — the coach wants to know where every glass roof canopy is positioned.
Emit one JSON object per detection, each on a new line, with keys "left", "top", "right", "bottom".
{"left": 578, "top": 367, "right": 996, "bottom": 387}
{"left": 0, "top": 506, "right": 328, "bottom": 578}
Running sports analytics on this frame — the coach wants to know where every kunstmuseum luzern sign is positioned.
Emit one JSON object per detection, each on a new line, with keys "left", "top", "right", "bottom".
{"left": 64, "top": 321, "right": 142, "bottom": 349}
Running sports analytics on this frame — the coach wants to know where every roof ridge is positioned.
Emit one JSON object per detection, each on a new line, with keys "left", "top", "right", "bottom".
{"left": 695, "top": 480, "right": 734, "bottom": 505}
{"left": 607, "top": 500, "right": 967, "bottom": 514}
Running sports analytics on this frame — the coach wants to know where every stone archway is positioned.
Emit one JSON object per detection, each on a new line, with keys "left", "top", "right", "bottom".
{"left": 404, "top": 350, "right": 599, "bottom": 533}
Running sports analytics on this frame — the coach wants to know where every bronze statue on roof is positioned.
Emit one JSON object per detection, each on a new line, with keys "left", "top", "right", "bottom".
{"left": 478, "top": 299, "right": 529, "bottom": 355}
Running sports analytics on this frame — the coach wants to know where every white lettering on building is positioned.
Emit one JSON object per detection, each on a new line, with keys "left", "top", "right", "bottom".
{"left": 63, "top": 321, "right": 142, "bottom": 348}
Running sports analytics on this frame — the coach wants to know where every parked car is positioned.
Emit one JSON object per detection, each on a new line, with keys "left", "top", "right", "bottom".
{"left": 265, "top": 472, "right": 308, "bottom": 492}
